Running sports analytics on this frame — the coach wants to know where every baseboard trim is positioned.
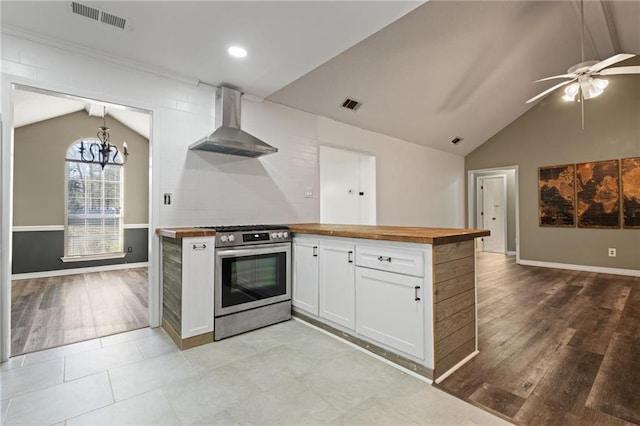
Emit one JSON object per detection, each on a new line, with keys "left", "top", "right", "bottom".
{"left": 506, "top": 251, "right": 516, "bottom": 256}
{"left": 434, "top": 350, "right": 479, "bottom": 384}
{"left": 518, "top": 259, "right": 640, "bottom": 277}
{"left": 12, "top": 262, "right": 148, "bottom": 280}
{"left": 162, "top": 319, "right": 214, "bottom": 350}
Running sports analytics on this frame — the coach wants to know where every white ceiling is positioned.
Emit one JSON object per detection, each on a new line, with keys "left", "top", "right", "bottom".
{"left": 13, "top": 89, "right": 152, "bottom": 138}
{"left": 2, "top": 1, "right": 639, "bottom": 155}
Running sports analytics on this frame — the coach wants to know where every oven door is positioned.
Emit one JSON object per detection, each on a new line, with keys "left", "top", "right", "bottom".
{"left": 215, "top": 242, "right": 291, "bottom": 316}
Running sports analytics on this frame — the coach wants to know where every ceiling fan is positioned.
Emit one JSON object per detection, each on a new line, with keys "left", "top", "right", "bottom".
{"left": 525, "top": 0, "right": 640, "bottom": 118}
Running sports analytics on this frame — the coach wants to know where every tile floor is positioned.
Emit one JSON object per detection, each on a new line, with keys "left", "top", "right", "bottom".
{"left": 1, "top": 319, "right": 511, "bottom": 425}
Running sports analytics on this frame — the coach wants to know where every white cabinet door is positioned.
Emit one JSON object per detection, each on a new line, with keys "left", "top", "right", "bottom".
{"left": 319, "top": 241, "right": 355, "bottom": 330}
{"left": 293, "top": 238, "right": 319, "bottom": 316}
{"left": 356, "top": 267, "right": 424, "bottom": 358}
{"left": 181, "top": 237, "right": 215, "bottom": 338}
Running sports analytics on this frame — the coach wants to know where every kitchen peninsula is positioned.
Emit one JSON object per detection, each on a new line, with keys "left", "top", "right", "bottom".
{"left": 289, "top": 223, "right": 488, "bottom": 382}
{"left": 157, "top": 223, "right": 489, "bottom": 382}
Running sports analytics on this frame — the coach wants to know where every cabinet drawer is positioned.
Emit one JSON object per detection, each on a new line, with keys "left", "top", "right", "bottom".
{"left": 355, "top": 244, "right": 424, "bottom": 277}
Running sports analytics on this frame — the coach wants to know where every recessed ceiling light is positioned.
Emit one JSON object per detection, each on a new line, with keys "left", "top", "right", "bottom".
{"left": 228, "top": 46, "right": 247, "bottom": 58}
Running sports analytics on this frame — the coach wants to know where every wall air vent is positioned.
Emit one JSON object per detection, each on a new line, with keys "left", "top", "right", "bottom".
{"left": 69, "top": 2, "right": 131, "bottom": 31}
{"left": 340, "top": 97, "right": 363, "bottom": 111}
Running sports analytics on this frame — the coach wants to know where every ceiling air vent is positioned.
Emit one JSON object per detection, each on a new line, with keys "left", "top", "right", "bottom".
{"left": 69, "top": 2, "right": 130, "bottom": 31}
{"left": 71, "top": 1, "right": 99, "bottom": 21}
{"left": 101, "top": 11, "right": 127, "bottom": 30}
{"left": 340, "top": 97, "right": 363, "bottom": 111}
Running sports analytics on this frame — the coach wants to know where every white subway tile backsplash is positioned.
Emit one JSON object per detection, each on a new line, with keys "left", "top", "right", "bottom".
{"left": 3, "top": 34, "right": 463, "bottom": 228}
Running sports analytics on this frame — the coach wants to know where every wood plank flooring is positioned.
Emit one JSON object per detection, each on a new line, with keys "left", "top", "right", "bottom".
{"left": 436, "top": 253, "right": 640, "bottom": 425}
{"left": 11, "top": 268, "right": 148, "bottom": 356}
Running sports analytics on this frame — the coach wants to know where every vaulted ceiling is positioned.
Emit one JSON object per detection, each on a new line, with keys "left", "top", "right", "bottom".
{"left": 2, "top": 1, "right": 639, "bottom": 155}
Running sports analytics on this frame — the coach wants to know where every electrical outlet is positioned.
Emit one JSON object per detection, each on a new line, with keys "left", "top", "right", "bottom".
{"left": 608, "top": 248, "right": 616, "bottom": 257}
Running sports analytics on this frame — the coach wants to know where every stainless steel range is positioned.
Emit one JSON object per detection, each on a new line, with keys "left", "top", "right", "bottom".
{"left": 202, "top": 225, "right": 291, "bottom": 340}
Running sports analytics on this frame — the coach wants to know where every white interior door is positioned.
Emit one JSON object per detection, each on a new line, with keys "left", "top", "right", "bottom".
{"left": 480, "top": 176, "right": 506, "bottom": 253}
{"left": 320, "top": 146, "right": 376, "bottom": 225}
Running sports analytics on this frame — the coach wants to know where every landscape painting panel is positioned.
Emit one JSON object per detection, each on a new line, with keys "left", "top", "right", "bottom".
{"left": 622, "top": 157, "right": 640, "bottom": 229}
{"left": 576, "top": 160, "right": 620, "bottom": 228}
{"left": 539, "top": 164, "right": 575, "bottom": 227}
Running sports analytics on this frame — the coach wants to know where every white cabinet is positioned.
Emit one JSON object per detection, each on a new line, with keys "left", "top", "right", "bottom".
{"left": 356, "top": 267, "right": 424, "bottom": 358}
{"left": 292, "top": 238, "right": 319, "bottom": 315}
{"left": 161, "top": 236, "right": 215, "bottom": 344}
{"left": 181, "top": 237, "right": 215, "bottom": 338}
{"left": 319, "top": 241, "right": 356, "bottom": 330}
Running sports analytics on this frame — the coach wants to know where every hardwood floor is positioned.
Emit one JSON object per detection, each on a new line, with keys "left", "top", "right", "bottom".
{"left": 436, "top": 253, "right": 640, "bottom": 425}
{"left": 11, "top": 268, "right": 148, "bottom": 356}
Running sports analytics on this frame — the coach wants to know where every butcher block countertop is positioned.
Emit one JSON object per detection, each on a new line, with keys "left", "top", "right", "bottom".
{"left": 288, "top": 223, "right": 489, "bottom": 245}
{"left": 156, "top": 224, "right": 489, "bottom": 244}
{"left": 156, "top": 228, "right": 215, "bottom": 239}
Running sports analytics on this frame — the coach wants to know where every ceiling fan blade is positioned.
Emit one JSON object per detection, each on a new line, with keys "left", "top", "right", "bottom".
{"left": 589, "top": 53, "right": 636, "bottom": 72}
{"left": 534, "top": 74, "right": 573, "bottom": 83}
{"left": 526, "top": 80, "right": 574, "bottom": 104}
{"left": 599, "top": 66, "right": 640, "bottom": 76}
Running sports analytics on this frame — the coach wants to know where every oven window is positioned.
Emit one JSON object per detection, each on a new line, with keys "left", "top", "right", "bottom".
{"left": 221, "top": 251, "right": 287, "bottom": 308}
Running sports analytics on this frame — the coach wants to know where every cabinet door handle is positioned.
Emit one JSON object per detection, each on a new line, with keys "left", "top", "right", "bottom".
{"left": 414, "top": 286, "right": 421, "bottom": 301}
{"left": 377, "top": 256, "right": 392, "bottom": 263}
{"left": 193, "top": 244, "right": 207, "bottom": 250}
{"left": 312, "top": 246, "right": 318, "bottom": 257}
{"left": 348, "top": 250, "right": 354, "bottom": 263}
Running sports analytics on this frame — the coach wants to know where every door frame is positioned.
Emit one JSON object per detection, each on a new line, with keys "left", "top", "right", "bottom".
{"left": 476, "top": 174, "right": 507, "bottom": 254}
{"left": 467, "top": 166, "right": 519, "bottom": 262}
{"left": 1, "top": 78, "right": 159, "bottom": 361}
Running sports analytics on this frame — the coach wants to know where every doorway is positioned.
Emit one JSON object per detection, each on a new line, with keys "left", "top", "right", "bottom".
{"left": 319, "top": 146, "right": 376, "bottom": 225}
{"left": 9, "top": 86, "right": 151, "bottom": 356}
{"left": 477, "top": 175, "right": 506, "bottom": 253}
{"left": 468, "top": 166, "right": 519, "bottom": 260}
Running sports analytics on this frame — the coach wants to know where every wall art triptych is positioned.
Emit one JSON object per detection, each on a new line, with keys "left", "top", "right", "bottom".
{"left": 539, "top": 157, "right": 640, "bottom": 229}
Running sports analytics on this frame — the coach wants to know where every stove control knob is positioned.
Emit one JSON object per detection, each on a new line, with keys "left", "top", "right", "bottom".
{"left": 228, "top": 235, "right": 236, "bottom": 242}
{"left": 271, "top": 232, "right": 278, "bottom": 239}
{"left": 220, "top": 235, "right": 228, "bottom": 243}
{"left": 283, "top": 232, "right": 288, "bottom": 238}
{"left": 277, "top": 232, "right": 284, "bottom": 238}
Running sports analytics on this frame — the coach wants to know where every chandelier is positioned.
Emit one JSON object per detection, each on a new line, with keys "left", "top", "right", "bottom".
{"left": 78, "top": 107, "right": 129, "bottom": 169}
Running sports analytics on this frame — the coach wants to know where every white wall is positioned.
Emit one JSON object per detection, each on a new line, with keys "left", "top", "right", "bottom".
{"left": 1, "top": 33, "right": 465, "bottom": 359}
{"left": 318, "top": 117, "right": 465, "bottom": 227}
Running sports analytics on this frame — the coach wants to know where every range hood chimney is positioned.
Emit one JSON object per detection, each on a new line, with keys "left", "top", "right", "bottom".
{"left": 189, "top": 86, "right": 277, "bottom": 157}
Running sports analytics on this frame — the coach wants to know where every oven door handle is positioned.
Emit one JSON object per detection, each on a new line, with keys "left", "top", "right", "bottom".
{"left": 215, "top": 242, "right": 292, "bottom": 258}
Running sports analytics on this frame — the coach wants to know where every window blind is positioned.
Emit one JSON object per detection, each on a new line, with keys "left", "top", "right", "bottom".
{"left": 65, "top": 141, "right": 124, "bottom": 258}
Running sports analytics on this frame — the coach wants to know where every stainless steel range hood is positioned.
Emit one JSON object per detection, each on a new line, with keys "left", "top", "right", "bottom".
{"left": 189, "top": 86, "right": 277, "bottom": 157}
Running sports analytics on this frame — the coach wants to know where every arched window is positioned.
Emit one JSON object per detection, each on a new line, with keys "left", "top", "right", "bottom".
{"left": 64, "top": 140, "right": 124, "bottom": 260}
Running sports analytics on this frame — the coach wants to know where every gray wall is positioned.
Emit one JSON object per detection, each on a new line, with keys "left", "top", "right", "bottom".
{"left": 14, "top": 110, "right": 149, "bottom": 226}
{"left": 465, "top": 68, "right": 640, "bottom": 271}
{"left": 13, "top": 110, "right": 150, "bottom": 273}
{"left": 12, "top": 228, "right": 148, "bottom": 274}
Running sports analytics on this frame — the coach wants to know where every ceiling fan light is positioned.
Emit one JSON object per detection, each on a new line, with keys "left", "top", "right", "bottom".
{"left": 563, "top": 82, "right": 579, "bottom": 101}
{"left": 592, "top": 78, "right": 608, "bottom": 90}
